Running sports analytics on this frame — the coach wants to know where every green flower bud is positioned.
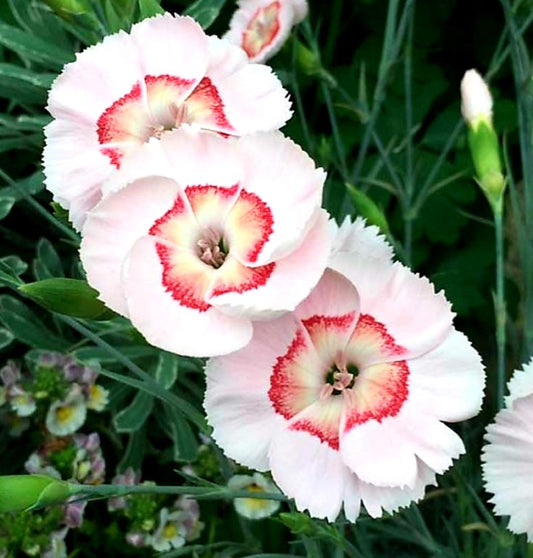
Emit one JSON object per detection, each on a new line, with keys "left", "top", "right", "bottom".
{"left": 346, "top": 183, "right": 390, "bottom": 237}
{"left": 0, "top": 475, "right": 73, "bottom": 512}
{"left": 460, "top": 69, "right": 506, "bottom": 211}
{"left": 41, "top": 0, "right": 92, "bottom": 16}
{"left": 19, "top": 278, "right": 115, "bottom": 320}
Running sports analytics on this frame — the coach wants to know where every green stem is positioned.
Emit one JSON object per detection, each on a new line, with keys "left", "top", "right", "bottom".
{"left": 493, "top": 199, "right": 507, "bottom": 410}
{"left": 70, "top": 482, "right": 286, "bottom": 501}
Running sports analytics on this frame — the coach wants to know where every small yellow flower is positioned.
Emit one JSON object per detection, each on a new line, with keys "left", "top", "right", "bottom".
{"left": 46, "top": 389, "right": 87, "bottom": 436}
{"left": 228, "top": 472, "right": 281, "bottom": 520}
{"left": 87, "top": 384, "right": 109, "bottom": 412}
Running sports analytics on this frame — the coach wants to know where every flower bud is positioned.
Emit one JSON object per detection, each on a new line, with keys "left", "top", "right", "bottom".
{"left": 0, "top": 475, "right": 73, "bottom": 512}
{"left": 460, "top": 69, "right": 505, "bottom": 211}
{"left": 461, "top": 69, "right": 493, "bottom": 128}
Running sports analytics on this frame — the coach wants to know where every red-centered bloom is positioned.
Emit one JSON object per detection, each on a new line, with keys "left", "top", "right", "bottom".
{"left": 482, "top": 359, "right": 533, "bottom": 541}
{"left": 205, "top": 220, "right": 485, "bottom": 521}
{"left": 80, "top": 128, "right": 329, "bottom": 357}
{"left": 224, "top": 0, "right": 308, "bottom": 63}
{"left": 43, "top": 13, "right": 292, "bottom": 229}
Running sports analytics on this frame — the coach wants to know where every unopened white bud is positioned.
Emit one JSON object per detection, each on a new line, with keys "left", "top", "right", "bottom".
{"left": 461, "top": 69, "right": 493, "bottom": 125}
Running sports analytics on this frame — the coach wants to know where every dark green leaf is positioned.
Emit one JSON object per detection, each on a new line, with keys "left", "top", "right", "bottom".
{"left": 0, "top": 195, "right": 15, "bottom": 220}
{"left": 184, "top": 0, "right": 227, "bottom": 29}
{"left": 0, "top": 21, "right": 74, "bottom": 68}
{"left": 155, "top": 352, "right": 178, "bottom": 389}
{"left": 0, "top": 328, "right": 14, "bottom": 349}
{"left": 113, "top": 390, "right": 154, "bottom": 432}
{"left": 0, "top": 63, "right": 55, "bottom": 104}
{"left": 118, "top": 428, "right": 146, "bottom": 471}
{"left": 34, "top": 238, "right": 64, "bottom": 279}
{"left": 164, "top": 406, "right": 198, "bottom": 461}
{"left": 0, "top": 295, "right": 69, "bottom": 349}
{"left": 72, "top": 345, "right": 158, "bottom": 363}
{"left": 137, "top": 0, "right": 164, "bottom": 19}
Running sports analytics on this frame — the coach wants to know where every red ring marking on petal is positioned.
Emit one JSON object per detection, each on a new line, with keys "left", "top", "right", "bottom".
{"left": 184, "top": 77, "right": 234, "bottom": 132}
{"left": 225, "top": 189, "right": 274, "bottom": 264}
{"left": 185, "top": 183, "right": 239, "bottom": 224}
{"left": 290, "top": 413, "right": 341, "bottom": 451}
{"left": 268, "top": 327, "right": 322, "bottom": 420}
{"left": 242, "top": 1, "right": 282, "bottom": 59}
{"left": 210, "top": 260, "right": 275, "bottom": 297}
{"left": 149, "top": 193, "right": 211, "bottom": 312}
{"left": 153, "top": 243, "right": 211, "bottom": 312}
{"left": 344, "top": 360, "right": 409, "bottom": 430}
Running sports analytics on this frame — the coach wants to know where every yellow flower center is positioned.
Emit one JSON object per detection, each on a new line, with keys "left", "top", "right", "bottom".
{"left": 55, "top": 405, "right": 74, "bottom": 424}
{"left": 163, "top": 523, "right": 177, "bottom": 539}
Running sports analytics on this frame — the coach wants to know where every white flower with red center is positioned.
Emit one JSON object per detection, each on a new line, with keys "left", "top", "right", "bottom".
{"left": 224, "top": 0, "right": 308, "bottom": 63}
{"left": 204, "top": 220, "right": 485, "bottom": 521}
{"left": 482, "top": 359, "right": 533, "bottom": 541}
{"left": 80, "top": 128, "right": 329, "bottom": 357}
{"left": 43, "top": 13, "right": 292, "bottom": 230}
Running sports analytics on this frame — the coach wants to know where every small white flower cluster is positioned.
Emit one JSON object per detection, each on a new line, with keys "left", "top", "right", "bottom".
{"left": 0, "top": 353, "right": 108, "bottom": 437}
{"left": 108, "top": 468, "right": 204, "bottom": 553}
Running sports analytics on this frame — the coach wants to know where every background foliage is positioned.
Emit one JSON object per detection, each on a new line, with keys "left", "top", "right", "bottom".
{"left": 0, "top": 0, "right": 532, "bottom": 556}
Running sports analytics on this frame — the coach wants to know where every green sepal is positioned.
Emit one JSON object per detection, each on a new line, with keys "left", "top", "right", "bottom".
{"left": 467, "top": 120, "right": 505, "bottom": 208}
{"left": 19, "top": 278, "right": 115, "bottom": 320}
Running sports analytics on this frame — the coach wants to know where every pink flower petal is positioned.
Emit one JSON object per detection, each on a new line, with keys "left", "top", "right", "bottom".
{"left": 483, "top": 393, "right": 533, "bottom": 541}
{"left": 129, "top": 14, "right": 207, "bottom": 84}
{"left": 123, "top": 236, "right": 252, "bottom": 357}
{"left": 80, "top": 176, "right": 183, "bottom": 314}
{"left": 205, "top": 312, "right": 302, "bottom": 470}
{"left": 269, "top": 426, "right": 348, "bottom": 521}
{"left": 407, "top": 328, "right": 485, "bottom": 422}
{"left": 505, "top": 357, "right": 533, "bottom": 407}
{"left": 234, "top": 132, "right": 326, "bottom": 265}
{"left": 208, "top": 209, "right": 331, "bottom": 319}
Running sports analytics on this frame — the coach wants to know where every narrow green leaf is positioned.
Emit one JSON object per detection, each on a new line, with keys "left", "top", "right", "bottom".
{"left": 137, "top": 0, "right": 164, "bottom": 19}
{"left": 0, "top": 21, "right": 74, "bottom": 68}
{"left": 346, "top": 183, "right": 391, "bottom": 236}
{"left": 34, "top": 238, "right": 64, "bottom": 279}
{"left": 103, "top": 0, "right": 126, "bottom": 32}
{"left": 0, "top": 195, "right": 15, "bottom": 220}
{"left": 0, "top": 256, "right": 28, "bottom": 277}
{"left": 2, "top": 171, "right": 45, "bottom": 201}
{"left": 0, "top": 328, "right": 14, "bottom": 349}
{"left": 118, "top": 428, "right": 146, "bottom": 471}
{"left": 20, "top": 278, "right": 114, "bottom": 320}
{"left": 113, "top": 391, "right": 154, "bottom": 432}
{"left": 0, "top": 295, "right": 68, "bottom": 350}
{"left": 155, "top": 352, "right": 178, "bottom": 389}
{"left": 72, "top": 345, "right": 159, "bottom": 363}
{"left": 0, "top": 63, "right": 55, "bottom": 104}
{"left": 163, "top": 406, "right": 197, "bottom": 461}
{"left": 184, "top": 0, "right": 227, "bottom": 29}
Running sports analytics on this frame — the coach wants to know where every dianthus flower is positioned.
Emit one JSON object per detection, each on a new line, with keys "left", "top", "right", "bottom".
{"left": 224, "top": 0, "right": 308, "bottom": 63}
{"left": 43, "top": 13, "right": 292, "bottom": 229}
{"left": 205, "top": 219, "right": 485, "bottom": 521}
{"left": 80, "top": 128, "right": 329, "bottom": 357}
{"left": 482, "top": 359, "right": 533, "bottom": 541}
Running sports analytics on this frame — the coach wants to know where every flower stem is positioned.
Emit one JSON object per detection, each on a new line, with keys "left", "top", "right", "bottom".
{"left": 69, "top": 482, "right": 287, "bottom": 502}
{"left": 492, "top": 198, "right": 506, "bottom": 410}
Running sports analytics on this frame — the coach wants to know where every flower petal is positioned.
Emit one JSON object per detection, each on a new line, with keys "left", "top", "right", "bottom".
{"left": 80, "top": 176, "right": 183, "bottom": 314}
{"left": 233, "top": 132, "right": 326, "bottom": 265}
{"left": 407, "top": 328, "right": 485, "bottom": 422}
{"left": 208, "top": 209, "right": 331, "bottom": 319}
{"left": 123, "top": 236, "right": 252, "bottom": 357}
{"left": 130, "top": 14, "right": 207, "bottom": 86}
{"left": 505, "top": 357, "right": 533, "bottom": 408}
{"left": 482, "top": 394, "right": 533, "bottom": 541}
{"left": 205, "top": 36, "right": 292, "bottom": 130}
{"left": 205, "top": 313, "right": 301, "bottom": 470}
{"left": 268, "top": 426, "right": 348, "bottom": 522}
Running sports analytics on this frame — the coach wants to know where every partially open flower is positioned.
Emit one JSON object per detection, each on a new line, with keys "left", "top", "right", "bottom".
{"left": 228, "top": 472, "right": 281, "bottom": 519}
{"left": 205, "top": 219, "right": 485, "bottom": 521}
{"left": 225, "top": 0, "right": 308, "bottom": 63}
{"left": 482, "top": 359, "right": 533, "bottom": 541}
{"left": 43, "top": 12, "right": 292, "bottom": 229}
{"left": 460, "top": 69, "right": 493, "bottom": 127}
{"left": 80, "top": 128, "right": 329, "bottom": 357}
